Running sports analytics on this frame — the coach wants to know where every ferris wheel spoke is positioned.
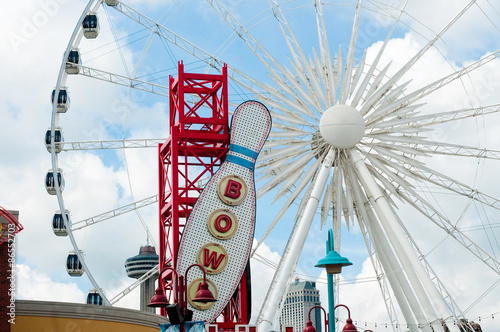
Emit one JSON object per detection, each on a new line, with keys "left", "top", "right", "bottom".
{"left": 352, "top": 0, "right": 410, "bottom": 109}
{"left": 282, "top": 64, "right": 323, "bottom": 112}
{"left": 109, "top": 1, "right": 224, "bottom": 70}
{"left": 258, "top": 93, "right": 316, "bottom": 123}
{"left": 258, "top": 151, "right": 313, "bottom": 183}
{"left": 366, "top": 49, "right": 500, "bottom": 126}
{"left": 71, "top": 195, "right": 159, "bottom": 231}
{"left": 363, "top": 0, "right": 478, "bottom": 115}
{"left": 269, "top": 0, "right": 326, "bottom": 108}
{"left": 268, "top": 127, "right": 312, "bottom": 138}
{"left": 271, "top": 156, "right": 322, "bottom": 203}
{"left": 372, "top": 103, "right": 500, "bottom": 129}
{"left": 362, "top": 78, "right": 412, "bottom": 118}
{"left": 77, "top": 64, "right": 170, "bottom": 97}
{"left": 256, "top": 148, "right": 304, "bottom": 170}
{"left": 207, "top": 1, "right": 298, "bottom": 93}
{"left": 362, "top": 154, "right": 413, "bottom": 203}
{"left": 258, "top": 141, "right": 310, "bottom": 164}
{"left": 61, "top": 138, "right": 166, "bottom": 151}
{"left": 257, "top": 151, "right": 316, "bottom": 198}
{"left": 339, "top": 0, "right": 362, "bottom": 104}
{"left": 109, "top": 264, "right": 159, "bottom": 305}
{"left": 401, "top": 141, "right": 500, "bottom": 160}
{"left": 254, "top": 157, "right": 323, "bottom": 257}
{"left": 320, "top": 180, "right": 333, "bottom": 227}
{"left": 263, "top": 138, "right": 310, "bottom": 150}
{"left": 380, "top": 165, "right": 500, "bottom": 276}
{"left": 409, "top": 163, "right": 500, "bottom": 211}
{"left": 313, "top": 0, "right": 337, "bottom": 106}
{"left": 111, "top": 0, "right": 317, "bottom": 121}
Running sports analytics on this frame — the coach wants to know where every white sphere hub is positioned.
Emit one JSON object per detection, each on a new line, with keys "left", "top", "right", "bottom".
{"left": 319, "top": 104, "right": 365, "bottom": 149}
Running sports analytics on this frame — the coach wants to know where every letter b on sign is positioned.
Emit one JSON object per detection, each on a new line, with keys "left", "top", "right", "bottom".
{"left": 217, "top": 175, "right": 248, "bottom": 205}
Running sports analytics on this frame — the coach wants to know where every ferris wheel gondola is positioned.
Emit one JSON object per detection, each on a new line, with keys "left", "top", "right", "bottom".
{"left": 45, "top": 127, "right": 63, "bottom": 153}
{"left": 66, "top": 251, "right": 84, "bottom": 277}
{"left": 82, "top": 13, "right": 99, "bottom": 39}
{"left": 52, "top": 210, "right": 70, "bottom": 237}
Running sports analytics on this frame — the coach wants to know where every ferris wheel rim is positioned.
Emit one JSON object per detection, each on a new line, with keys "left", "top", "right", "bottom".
{"left": 50, "top": 0, "right": 111, "bottom": 306}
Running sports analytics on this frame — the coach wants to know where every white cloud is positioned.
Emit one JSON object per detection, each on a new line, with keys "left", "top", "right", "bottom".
{"left": 17, "top": 263, "right": 86, "bottom": 303}
{"left": 249, "top": 240, "right": 282, "bottom": 324}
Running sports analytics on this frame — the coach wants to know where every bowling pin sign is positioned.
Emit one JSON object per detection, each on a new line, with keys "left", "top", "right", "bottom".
{"left": 176, "top": 101, "right": 271, "bottom": 323}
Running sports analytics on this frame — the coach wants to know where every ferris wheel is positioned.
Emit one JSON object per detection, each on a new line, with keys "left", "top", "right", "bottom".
{"left": 47, "top": 0, "right": 500, "bottom": 331}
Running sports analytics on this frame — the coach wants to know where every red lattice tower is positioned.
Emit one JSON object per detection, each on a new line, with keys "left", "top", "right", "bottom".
{"left": 158, "top": 62, "right": 250, "bottom": 328}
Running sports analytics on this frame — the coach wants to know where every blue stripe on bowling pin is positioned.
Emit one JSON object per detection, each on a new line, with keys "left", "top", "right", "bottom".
{"left": 226, "top": 144, "right": 259, "bottom": 170}
{"left": 176, "top": 100, "right": 271, "bottom": 323}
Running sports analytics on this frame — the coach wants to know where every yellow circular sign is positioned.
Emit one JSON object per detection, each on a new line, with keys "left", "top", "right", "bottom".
{"left": 187, "top": 277, "right": 218, "bottom": 310}
{"left": 207, "top": 209, "right": 238, "bottom": 240}
{"left": 197, "top": 242, "right": 228, "bottom": 275}
{"left": 217, "top": 175, "right": 248, "bottom": 206}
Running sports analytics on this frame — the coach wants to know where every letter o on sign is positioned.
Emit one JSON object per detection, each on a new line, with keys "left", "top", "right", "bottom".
{"left": 217, "top": 175, "right": 248, "bottom": 206}
{"left": 207, "top": 209, "right": 238, "bottom": 240}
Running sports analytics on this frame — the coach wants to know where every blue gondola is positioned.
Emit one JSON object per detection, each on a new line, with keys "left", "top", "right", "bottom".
{"left": 45, "top": 127, "right": 63, "bottom": 153}
{"left": 45, "top": 169, "right": 64, "bottom": 195}
{"left": 65, "top": 48, "right": 81, "bottom": 75}
{"left": 87, "top": 289, "right": 103, "bottom": 305}
{"left": 51, "top": 87, "right": 70, "bottom": 113}
{"left": 52, "top": 210, "right": 70, "bottom": 236}
{"left": 66, "top": 251, "right": 84, "bottom": 276}
{"left": 82, "top": 13, "right": 99, "bottom": 39}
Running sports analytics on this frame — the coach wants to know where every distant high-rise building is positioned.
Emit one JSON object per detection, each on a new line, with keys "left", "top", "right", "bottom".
{"left": 279, "top": 278, "right": 322, "bottom": 332}
{"left": 125, "top": 245, "right": 159, "bottom": 312}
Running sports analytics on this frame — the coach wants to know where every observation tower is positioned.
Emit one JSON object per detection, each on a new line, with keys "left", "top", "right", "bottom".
{"left": 125, "top": 245, "right": 159, "bottom": 312}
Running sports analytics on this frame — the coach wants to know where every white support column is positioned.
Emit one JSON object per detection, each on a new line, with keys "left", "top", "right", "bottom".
{"left": 349, "top": 149, "right": 457, "bottom": 332}
{"left": 256, "top": 149, "right": 335, "bottom": 332}
{"left": 365, "top": 208, "right": 428, "bottom": 332}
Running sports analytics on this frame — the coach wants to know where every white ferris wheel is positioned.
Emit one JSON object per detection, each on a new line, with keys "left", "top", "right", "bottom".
{"left": 47, "top": 0, "right": 500, "bottom": 331}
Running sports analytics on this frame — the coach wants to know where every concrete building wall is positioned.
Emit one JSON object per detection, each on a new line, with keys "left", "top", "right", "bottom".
{"left": 12, "top": 300, "right": 169, "bottom": 332}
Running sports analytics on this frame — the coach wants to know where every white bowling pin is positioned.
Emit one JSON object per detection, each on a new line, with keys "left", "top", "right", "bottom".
{"left": 176, "top": 101, "right": 271, "bottom": 323}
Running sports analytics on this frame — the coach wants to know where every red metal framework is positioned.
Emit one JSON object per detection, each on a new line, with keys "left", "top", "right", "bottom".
{"left": 158, "top": 62, "right": 250, "bottom": 328}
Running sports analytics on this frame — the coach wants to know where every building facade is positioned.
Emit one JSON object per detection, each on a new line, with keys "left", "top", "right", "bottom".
{"left": 279, "top": 278, "right": 322, "bottom": 332}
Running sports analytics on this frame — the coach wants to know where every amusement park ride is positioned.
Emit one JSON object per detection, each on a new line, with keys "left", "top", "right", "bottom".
{"left": 46, "top": 0, "right": 500, "bottom": 331}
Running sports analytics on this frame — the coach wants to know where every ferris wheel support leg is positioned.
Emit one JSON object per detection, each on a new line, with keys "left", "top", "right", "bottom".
{"left": 364, "top": 209, "right": 426, "bottom": 332}
{"left": 256, "top": 149, "right": 336, "bottom": 332}
{"left": 349, "top": 149, "right": 458, "bottom": 332}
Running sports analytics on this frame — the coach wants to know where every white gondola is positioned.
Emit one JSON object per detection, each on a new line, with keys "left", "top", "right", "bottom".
{"left": 105, "top": 0, "right": 118, "bottom": 6}
{"left": 51, "top": 87, "right": 70, "bottom": 113}
{"left": 87, "top": 289, "right": 103, "bottom": 305}
{"left": 45, "top": 169, "right": 64, "bottom": 195}
{"left": 66, "top": 251, "right": 84, "bottom": 277}
{"left": 52, "top": 210, "right": 70, "bottom": 236}
{"left": 65, "top": 48, "right": 80, "bottom": 75}
{"left": 82, "top": 13, "right": 99, "bottom": 39}
{"left": 45, "top": 127, "right": 63, "bottom": 153}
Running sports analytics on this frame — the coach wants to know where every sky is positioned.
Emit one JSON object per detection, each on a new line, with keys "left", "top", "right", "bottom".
{"left": 1, "top": 0, "right": 500, "bottom": 331}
